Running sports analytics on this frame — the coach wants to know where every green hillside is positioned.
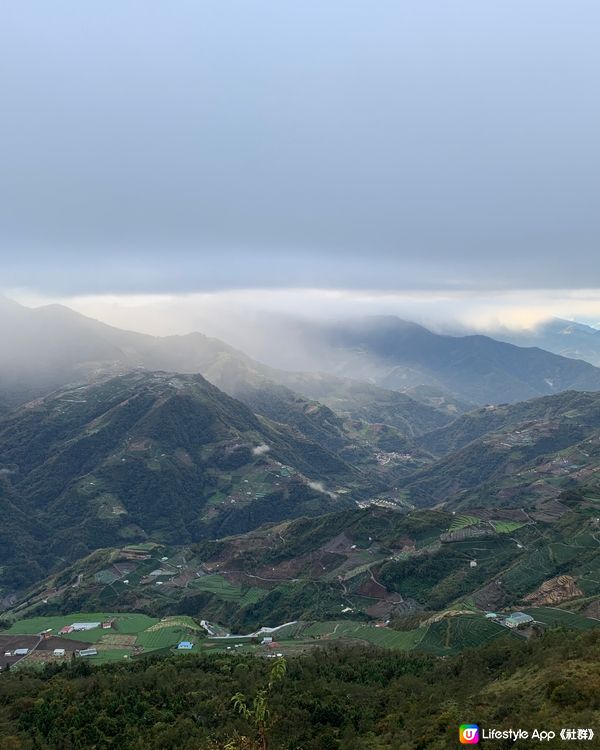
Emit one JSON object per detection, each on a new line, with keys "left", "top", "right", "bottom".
{"left": 6, "top": 495, "right": 599, "bottom": 642}
{"left": 407, "top": 391, "right": 600, "bottom": 508}
{"left": 0, "top": 372, "right": 389, "bottom": 594}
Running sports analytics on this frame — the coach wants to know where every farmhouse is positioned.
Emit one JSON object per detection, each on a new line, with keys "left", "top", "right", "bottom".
{"left": 102, "top": 619, "right": 115, "bottom": 629}
{"left": 177, "top": 641, "right": 193, "bottom": 650}
{"left": 505, "top": 612, "right": 534, "bottom": 629}
{"left": 261, "top": 637, "right": 273, "bottom": 645}
{"left": 53, "top": 648, "right": 66, "bottom": 657}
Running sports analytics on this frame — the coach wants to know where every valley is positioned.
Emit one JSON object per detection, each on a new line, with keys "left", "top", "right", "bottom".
{"left": 2, "top": 301, "right": 600, "bottom": 743}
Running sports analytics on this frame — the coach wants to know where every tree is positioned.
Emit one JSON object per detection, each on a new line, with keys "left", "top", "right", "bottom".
{"left": 230, "top": 658, "right": 287, "bottom": 750}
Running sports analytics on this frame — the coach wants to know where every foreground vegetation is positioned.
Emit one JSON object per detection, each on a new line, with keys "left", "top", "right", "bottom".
{"left": 1, "top": 629, "right": 599, "bottom": 749}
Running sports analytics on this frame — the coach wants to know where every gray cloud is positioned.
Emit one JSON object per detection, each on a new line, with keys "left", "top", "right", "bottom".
{"left": 2, "top": 1, "right": 600, "bottom": 294}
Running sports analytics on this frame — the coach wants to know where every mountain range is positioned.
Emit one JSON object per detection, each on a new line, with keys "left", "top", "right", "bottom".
{"left": 5, "top": 299, "right": 600, "bottom": 411}
{"left": 1, "top": 298, "right": 600, "bottom": 656}
{"left": 485, "top": 317, "right": 600, "bottom": 367}
{"left": 0, "top": 370, "right": 383, "bottom": 593}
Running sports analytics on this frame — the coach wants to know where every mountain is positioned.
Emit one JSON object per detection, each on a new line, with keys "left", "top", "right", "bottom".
{"left": 305, "top": 316, "right": 600, "bottom": 405}
{"left": 487, "top": 318, "right": 600, "bottom": 367}
{"left": 0, "top": 371, "right": 393, "bottom": 595}
{"left": 407, "top": 390, "right": 600, "bottom": 508}
{"left": 0, "top": 298, "right": 452, "bottom": 440}
{"left": 163, "top": 310, "right": 600, "bottom": 405}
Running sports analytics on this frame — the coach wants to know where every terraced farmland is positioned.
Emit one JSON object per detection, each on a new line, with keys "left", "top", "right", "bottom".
{"left": 523, "top": 607, "right": 600, "bottom": 630}
{"left": 491, "top": 520, "right": 525, "bottom": 534}
{"left": 303, "top": 620, "right": 422, "bottom": 649}
{"left": 418, "top": 615, "right": 510, "bottom": 655}
{"left": 449, "top": 515, "right": 480, "bottom": 532}
{"left": 191, "top": 574, "right": 267, "bottom": 605}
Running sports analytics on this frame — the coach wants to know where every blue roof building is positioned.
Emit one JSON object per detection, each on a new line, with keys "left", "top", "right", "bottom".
{"left": 177, "top": 641, "right": 194, "bottom": 650}
{"left": 505, "top": 612, "right": 534, "bottom": 629}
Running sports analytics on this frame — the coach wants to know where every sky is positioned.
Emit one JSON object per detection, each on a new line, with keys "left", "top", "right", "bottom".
{"left": 2, "top": 2, "right": 600, "bottom": 329}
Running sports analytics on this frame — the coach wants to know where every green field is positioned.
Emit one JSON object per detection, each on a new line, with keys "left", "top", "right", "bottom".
{"left": 418, "top": 616, "right": 510, "bottom": 655}
{"left": 523, "top": 607, "right": 600, "bottom": 630}
{"left": 136, "top": 626, "right": 190, "bottom": 651}
{"left": 5, "top": 612, "right": 151, "bottom": 635}
{"left": 501, "top": 547, "right": 556, "bottom": 596}
{"left": 4, "top": 602, "right": 599, "bottom": 668}
{"left": 88, "top": 649, "right": 132, "bottom": 665}
{"left": 491, "top": 520, "right": 525, "bottom": 534}
{"left": 303, "top": 620, "right": 424, "bottom": 649}
{"left": 302, "top": 616, "right": 510, "bottom": 653}
{"left": 449, "top": 514, "right": 480, "bottom": 532}
{"left": 191, "top": 574, "right": 266, "bottom": 605}
{"left": 3, "top": 612, "right": 183, "bottom": 661}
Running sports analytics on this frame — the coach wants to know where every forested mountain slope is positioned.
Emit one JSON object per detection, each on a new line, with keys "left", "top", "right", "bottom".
{"left": 0, "top": 372, "right": 385, "bottom": 592}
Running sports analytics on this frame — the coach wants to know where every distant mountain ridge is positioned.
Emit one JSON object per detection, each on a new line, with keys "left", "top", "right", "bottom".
{"left": 307, "top": 315, "right": 600, "bottom": 404}
{"left": 5, "top": 300, "right": 600, "bottom": 412}
{"left": 483, "top": 317, "right": 600, "bottom": 367}
{"left": 0, "top": 298, "right": 453, "bottom": 440}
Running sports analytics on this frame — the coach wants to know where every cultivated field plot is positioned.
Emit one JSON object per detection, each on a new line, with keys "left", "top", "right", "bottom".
{"left": 302, "top": 620, "right": 424, "bottom": 650}
{"left": 449, "top": 515, "right": 480, "bottom": 532}
{"left": 523, "top": 607, "right": 600, "bottom": 630}
{"left": 5, "top": 613, "right": 119, "bottom": 635}
{"left": 191, "top": 574, "right": 267, "bottom": 605}
{"left": 90, "top": 649, "right": 132, "bottom": 664}
{"left": 2, "top": 612, "right": 201, "bottom": 664}
{"left": 418, "top": 616, "right": 510, "bottom": 656}
{"left": 491, "top": 520, "right": 525, "bottom": 534}
{"left": 501, "top": 548, "right": 556, "bottom": 596}
{"left": 145, "top": 615, "right": 203, "bottom": 632}
{"left": 301, "top": 616, "right": 509, "bottom": 653}
{"left": 135, "top": 626, "right": 189, "bottom": 652}
{"left": 97, "top": 634, "right": 137, "bottom": 648}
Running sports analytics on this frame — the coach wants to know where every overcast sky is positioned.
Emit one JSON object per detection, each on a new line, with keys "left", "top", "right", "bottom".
{"left": 2, "top": 1, "right": 600, "bottom": 303}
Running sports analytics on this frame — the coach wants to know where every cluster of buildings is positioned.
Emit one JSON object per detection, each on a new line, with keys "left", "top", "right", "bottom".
{"left": 486, "top": 611, "right": 535, "bottom": 629}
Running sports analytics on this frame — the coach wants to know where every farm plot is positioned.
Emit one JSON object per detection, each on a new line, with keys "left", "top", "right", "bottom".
{"left": 146, "top": 616, "right": 203, "bottom": 632}
{"left": 136, "top": 626, "right": 189, "bottom": 652}
{"left": 449, "top": 515, "right": 480, "bottom": 532}
{"left": 350, "top": 625, "right": 424, "bottom": 649}
{"left": 523, "top": 607, "right": 600, "bottom": 630}
{"left": 6, "top": 613, "right": 114, "bottom": 636}
{"left": 491, "top": 520, "right": 525, "bottom": 534}
{"left": 418, "top": 616, "right": 509, "bottom": 655}
{"left": 302, "top": 621, "right": 424, "bottom": 650}
{"left": 191, "top": 574, "right": 265, "bottom": 605}
{"left": 501, "top": 548, "right": 556, "bottom": 597}
{"left": 97, "top": 634, "right": 137, "bottom": 649}
{"left": 88, "top": 649, "right": 132, "bottom": 665}
{"left": 549, "top": 542, "right": 582, "bottom": 565}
